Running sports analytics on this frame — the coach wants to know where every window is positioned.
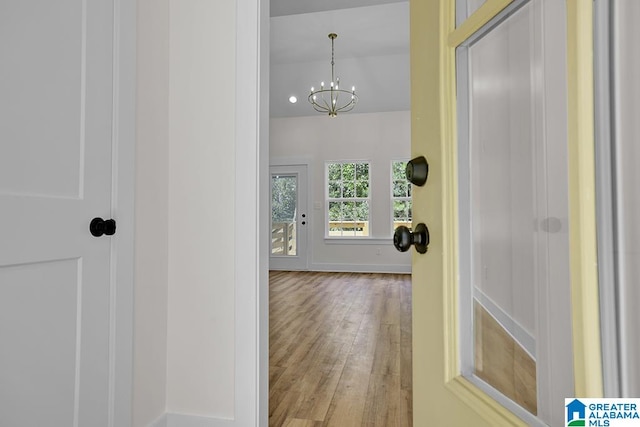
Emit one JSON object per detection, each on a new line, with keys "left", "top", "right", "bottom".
{"left": 326, "top": 161, "right": 370, "bottom": 237}
{"left": 392, "top": 160, "right": 412, "bottom": 229}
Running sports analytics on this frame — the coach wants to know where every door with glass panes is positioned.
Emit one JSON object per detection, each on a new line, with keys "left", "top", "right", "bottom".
{"left": 270, "top": 165, "right": 308, "bottom": 270}
{"left": 410, "top": 1, "right": 602, "bottom": 426}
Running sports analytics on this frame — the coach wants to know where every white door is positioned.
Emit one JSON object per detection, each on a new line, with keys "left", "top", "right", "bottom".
{"left": 0, "top": 1, "right": 128, "bottom": 425}
{"left": 270, "top": 165, "right": 309, "bottom": 270}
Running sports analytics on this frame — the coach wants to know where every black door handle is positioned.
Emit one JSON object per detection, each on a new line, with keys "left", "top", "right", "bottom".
{"left": 90, "top": 217, "right": 116, "bottom": 237}
{"left": 393, "top": 223, "right": 429, "bottom": 254}
{"left": 406, "top": 156, "right": 429, "bottom": 186}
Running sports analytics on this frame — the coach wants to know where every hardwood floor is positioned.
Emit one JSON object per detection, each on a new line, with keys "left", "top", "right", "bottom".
{"left": 269, "top": 271, "right": 412, "bottom": 427}
{"left": 474, "top": 301, "right": 537, "bottom": 415}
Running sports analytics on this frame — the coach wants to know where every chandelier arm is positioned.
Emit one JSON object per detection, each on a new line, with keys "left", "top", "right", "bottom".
{"left": 320, "top": 94, "right": 333, "bottom": 112}
{"left": 311, "top": 104, "right": 329, "bottom": 113}
{"left": 309, "top": 92, "right": 333, "bottom": 113}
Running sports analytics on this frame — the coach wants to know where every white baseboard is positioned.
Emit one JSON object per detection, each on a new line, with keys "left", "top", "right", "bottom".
{"left": 148, "top": 413, "right": 167, "bottom": 427}
{"left": 161, "top": 413, "right": 234, "bottom": 427}
{"left": 308, "top": 262, "right": 411, "bottom": 274}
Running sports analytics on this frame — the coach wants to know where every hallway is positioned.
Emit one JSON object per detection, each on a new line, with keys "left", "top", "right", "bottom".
{"left": 269, "top": 271, "right": 412, "bottom": 426}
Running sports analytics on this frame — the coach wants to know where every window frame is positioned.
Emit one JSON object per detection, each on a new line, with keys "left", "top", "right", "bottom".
{"left": 325, "top": 160, "right": 372, "bottom": 239}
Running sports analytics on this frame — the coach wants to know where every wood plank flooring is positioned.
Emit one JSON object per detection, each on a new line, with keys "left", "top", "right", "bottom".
{"left": 474, "top": 301, "right": 537, "bottom": 415}
{"left": 269, "top": 271, "right": 412, "bottom": 427}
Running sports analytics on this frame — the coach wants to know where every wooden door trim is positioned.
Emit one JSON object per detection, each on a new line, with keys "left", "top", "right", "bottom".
{"left": 566, "top": 0, "right": 604, "bottom": 398}
{"left": 448, "top": 0, "right": 514, "bottom": 47}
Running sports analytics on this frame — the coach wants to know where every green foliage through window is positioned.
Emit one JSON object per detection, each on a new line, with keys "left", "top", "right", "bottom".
{"left": 392, "top": 161, "right": 412, "bottom": 229}
{"left": 272, "top": 175, "right": 297, "bottom": 222}
{"left": 327, "top": 161, "right": 370, "bottom": 237}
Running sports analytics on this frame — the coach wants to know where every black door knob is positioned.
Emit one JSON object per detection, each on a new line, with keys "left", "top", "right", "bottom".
{"left": 406, "top": 156, "right": 429, "bottom": 186}
{"left": 90, "top": 217, "right": 117, "bottom": 237}
{"left": 393, "top": 223, "right": 430, "bottom": 254}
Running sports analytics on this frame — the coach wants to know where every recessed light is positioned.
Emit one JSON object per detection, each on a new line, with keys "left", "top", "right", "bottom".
{"left": 289, "top": 96, "right": 297, "bottom": 104}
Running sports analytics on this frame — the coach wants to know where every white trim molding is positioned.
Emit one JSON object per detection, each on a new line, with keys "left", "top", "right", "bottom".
{"left": 473, "top": 288, "right": 536, "bottom": 360}
{"left": 113, "top": 0, "right": 136, "bottom": 425}
{"left": 235, "top": 0, "right": 268, "bottom": 425}
{"left": 309, "top": 262, "right": 411, "bottom": 274}
{"left": 149, "top": 413, "right": 237, "bottom": 427}
{"left": 148, "top": 413, "right": 167, "bottom": 427}
{"left": 166, "top": 414, "right": 234, "bottom": 427}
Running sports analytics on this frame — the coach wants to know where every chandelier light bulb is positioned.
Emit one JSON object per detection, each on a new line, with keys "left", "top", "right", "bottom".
{"left": 308, "top": 33, "right": 358, "bottom": 117}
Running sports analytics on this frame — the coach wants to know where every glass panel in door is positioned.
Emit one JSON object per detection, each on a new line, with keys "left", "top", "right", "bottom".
{"left": 270, "top": 164, "right": 308, "bottom": 271}
{"left": 458, "top": 0, "right": 574, "bottom": 425}
{"left": 271, "top": 174, "right": 297, "bottom": 256}
{"left": 456, "top": 0, "right": 488, "bottom": 26}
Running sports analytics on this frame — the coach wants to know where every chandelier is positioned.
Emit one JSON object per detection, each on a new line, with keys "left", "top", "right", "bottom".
{"left": 308, "top": 33, "right": 358, "bottom": 117}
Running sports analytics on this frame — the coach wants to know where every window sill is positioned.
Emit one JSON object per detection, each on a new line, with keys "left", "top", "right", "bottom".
{"left": 324, "top": 237, "right": 394, "bottom": 245}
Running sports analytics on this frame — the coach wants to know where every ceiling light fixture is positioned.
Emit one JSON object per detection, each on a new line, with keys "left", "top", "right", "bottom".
{"left": 308, "top": 33, "right": 358, "bottom": 117}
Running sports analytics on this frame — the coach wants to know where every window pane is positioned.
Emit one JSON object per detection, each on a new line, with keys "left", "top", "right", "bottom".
{"left": 356, "top": 163, "right": 369, "bottom": 180}
{"left": 342, "top": 163, "right": 355, "bottom": 180}
{"left": 393, "top": 201, "right": 405, "bottom": 219}
{"left": 355, "top": 201, "right": 369, "bottom": 221}
{"left": 392, "top": 161, "right": 406, "bottom": 180}
{"left": 391, "top": 161, "right": 412, "bottom": 230}
{"left": 271, "top": 175, "right": 297, "bottom": 256}
{"left": 342, "top": 181, "right": 355, "bottom": 198}
{"left": 355, "top": 180, "right": 368, "bottom": 198}
{"left": 328, "top": 181, "right": 341, "bottom": 198}
{"left": 271, "top": 175, "right": 297, "bottom": 221}
{"left": 393, "top": 180, "right": 408, "bottom": 197}
{"left": 342, "top": 201, "right": 355, "bottom": 220}
{"left": 328, "top": 163, "right": 341, "bottom": 181}
{"left": 329, "top": 201, "right": 341, "bottom": 221}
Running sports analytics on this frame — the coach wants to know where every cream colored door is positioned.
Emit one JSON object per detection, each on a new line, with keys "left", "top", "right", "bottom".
{"left": 411, "top": 0, "right": 603, "bottom": 425}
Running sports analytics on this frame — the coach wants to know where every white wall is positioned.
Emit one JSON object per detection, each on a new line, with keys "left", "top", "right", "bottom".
{"left": 134, "top": 0, "right": 170, "bottom": 425}
{"left": 613, "top": 0, "right": 640, "bottom": 397}
{"left": 134, "top": 0, "right": 238, "bottom": 424}
{"left": 166, "top": 0, "right": 236, "bottom": 418}
{"left": 270, "top": 111, "right": 412, "bottom": 273}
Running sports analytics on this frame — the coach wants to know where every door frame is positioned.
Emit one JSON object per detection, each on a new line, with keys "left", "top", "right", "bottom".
{"left": 237, "top": 0, "right": 604, "bottom": 425}
{"left": 235, "top": 0, "right": 269, "bottom": 424}
{"left": 269, "top": 163, "right": 310, "bottom": 271}
{"left": 411, "top": 0, "right": 602, "bottom": 425}
{"left": 111, "top": 1, "right": 136, "bottom": 425}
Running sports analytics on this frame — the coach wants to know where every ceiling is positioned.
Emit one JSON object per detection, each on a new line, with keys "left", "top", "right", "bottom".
{"left": 270, "top": 0, "right": 410, "bottom": 118}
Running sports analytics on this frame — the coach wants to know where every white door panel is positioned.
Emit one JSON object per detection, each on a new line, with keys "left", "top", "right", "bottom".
{"left": 0, "top": 1, "right": 118, "bottom": 425}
